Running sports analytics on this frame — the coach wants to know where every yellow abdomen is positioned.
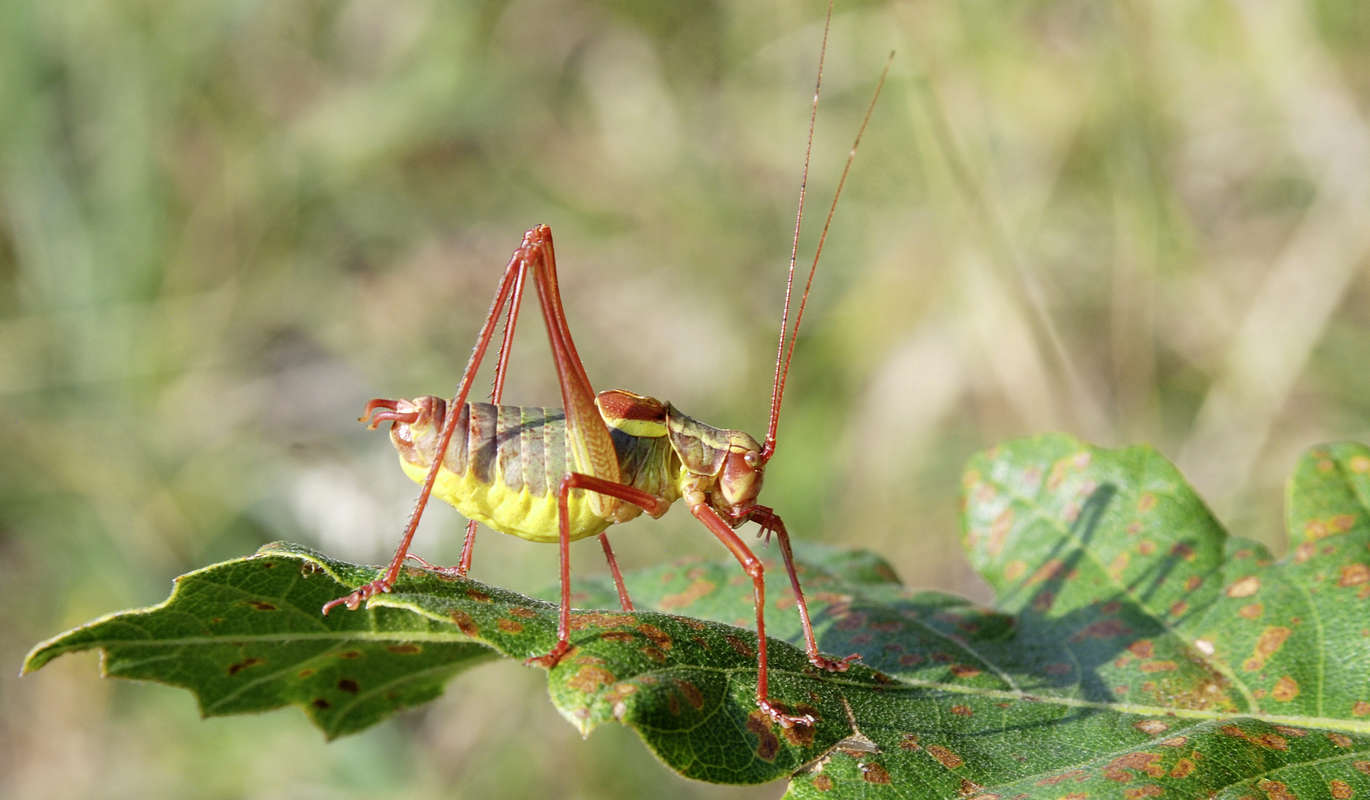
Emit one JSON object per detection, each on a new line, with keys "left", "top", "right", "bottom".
{"left": 399, "top": 454, "right": 611, "bottom": 543}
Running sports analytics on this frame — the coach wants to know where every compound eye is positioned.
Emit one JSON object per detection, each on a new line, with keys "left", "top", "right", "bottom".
{"left": 744, "top": 450, "right": 759, "bottom": 468}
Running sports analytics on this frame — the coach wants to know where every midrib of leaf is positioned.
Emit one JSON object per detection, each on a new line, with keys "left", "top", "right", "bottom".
{"left": 374, "top": 595, "right": 1370, "bottom": 737}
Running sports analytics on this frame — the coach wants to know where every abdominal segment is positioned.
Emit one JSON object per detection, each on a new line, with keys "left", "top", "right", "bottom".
{"left": 396, "top": 403, "right": 612, "bottom": 543}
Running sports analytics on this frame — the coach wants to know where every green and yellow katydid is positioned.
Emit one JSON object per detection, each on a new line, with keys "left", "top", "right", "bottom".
{"left": 323, "top": 6, "right": 889, "bottom": 728}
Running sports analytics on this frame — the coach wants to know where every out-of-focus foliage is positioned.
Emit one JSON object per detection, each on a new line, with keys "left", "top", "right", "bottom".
{"left": 4, "top": 1, "right": 1369, "bottom": 798}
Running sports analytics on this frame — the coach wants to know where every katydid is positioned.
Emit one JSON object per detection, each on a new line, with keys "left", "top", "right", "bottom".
{"left": 324, "top": 6, "right": 890, "bottom": 728}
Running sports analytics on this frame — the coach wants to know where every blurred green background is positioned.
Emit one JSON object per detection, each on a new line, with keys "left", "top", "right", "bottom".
{"left": 5, "top": 1, "right": 1369, "bottom": 797}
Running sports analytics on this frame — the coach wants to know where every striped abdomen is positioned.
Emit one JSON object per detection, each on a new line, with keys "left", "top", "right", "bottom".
{"left": 391, "top": 401, "right": 678, "bottom": 543}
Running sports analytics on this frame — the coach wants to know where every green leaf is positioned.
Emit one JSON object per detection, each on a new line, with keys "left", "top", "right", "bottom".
{"left": 22, "top": 544, "right": 498, "bottom": 739}
{"left": 24, "top": 435, "right": 1370, "bottom": 798}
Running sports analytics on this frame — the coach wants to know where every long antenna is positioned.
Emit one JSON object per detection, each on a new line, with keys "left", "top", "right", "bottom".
{"left": 763, "top": 19, "right": 893, "bottom": 461}
{"left": 764, "top": 1, "right": 831, "bottom": 462}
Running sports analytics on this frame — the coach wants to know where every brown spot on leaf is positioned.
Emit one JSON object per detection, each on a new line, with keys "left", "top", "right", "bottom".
{"left": 927, "top": 745, "right": 963, "bottom": 769}
{"left": 449, "top": 610, "right": 478, "bottom": 635}
{"left": 466, "top": 588, "right": 491, "bottom": 602}
{"left": 1330, "top": 733, "right": 1355, "bottom": 748}
{"left": 1170, "top": 600, "right": 1188, "bottom": 616}
{"left": 1353, "top": 701, "right": 1370, "bottom": 717}
{"left": 1271, "top": 675, "right": 1299, "bottom": 701}
{"left": 1133, "top": 719, "right": 1168, "bottom": 735}
{"left": 988, "top": 508, "right": 1014, "bottom": 556}
{"left": 725, "top": 635, "right": 754, "bottom": 659}
{"left": 811, "top": 774, "right": 833, "bottom": 791}
{"left": 951, "top": 705, "right": 973, "bottom": 716}
{"left": 568, "top": 611, "right": 636, "bottom": 630}
{"left": 1037, "top": 771, "right": 1088, "bottom": 786}
{"left": 1138, "top": 493, "right": 1157, "bottom": 512}
{"left": 311, "top": 698, "right": 330, "bottom": 709}
{"left": 509, "top": 606, "right": 536, "bottom": 619}
{"left": 337, "top": 678, "right": 360, "bottom": 694}
{"left": 659, "top": 578, "right": 716, "bottom": 609}
{"left": 1140, "top": 660, "right": 1177, "bottom": 673}
{"left": 1170, "top": 542, "right": 1195, "bottom": 560}
{"left": 1226, "top": 576, "right": 1260, "bottom": 597}
{"left": 1244, "top": 626, "right": 1291, "bottom": 671}
{"left": 1032, "top": 590, "right": 1054, "bottom": 612}
{"left": 637, "top": 623, "right": 672, "bottom": 651}
{"left": 782, "top": 716, "right": 816, "bottom": 747}
{"left": 247, "top": 601, "right": 277, "bottom": 611}
{"left": 1026, "top": 560, "right": 1065, "bottom": 586}
{"left": 1160, "top": 736, "right": 1188, "bottom": 747}
{"left": 1239, "top": 603, "right": 1263, "bottom": 619}
{"left": 860, "top": 763, "right": 891, "bottom": 784}
{"left": 297, "top": 669, "right": 315, "bottom": 678}
{"left": 1257, "top": 779, "right": 1295, "bottom": 800}
{"left": 1253, "top": 733, "right": 1288, "bottom": 750}
{"left": 899, "top": 733, "right": 921, "bottom": 751}
{"left": 1331, "top": 780, "right": 1354, "bottom": 799}
{"left": 1339, "top": 564, "right": 1370, "bottom": 587}
{"left": 1124, "top": 786, "right": 1163, "bottom": 799}
{"left": 950, "top": 664, "right": 981, "bottom": 678}
{"left": 1072, "top": 619, "right": 1132, "bottom": 641}
{"left": 1170, "top": 758, "right": 1195, "bottom": 778}
{"left": 337, "top": 650, "right": 361, "bottom": 660}
{"left": 386, "top": 644, "right": 421, "bottom": 655}
{"left": 566, "top": 665, "right": 616, "bottom": 693}
{"left": 228, "top": 657, "right": 263, "bottom": 676}
{"left": 673, "top": 680, "right": 704, "bottom": 710}
{"left": 497, "top": 618, "right": 523, "bottom": 633}
{"left": 1104, "top": 752, "right": 1164, "bottom": 781}
{"left": 745, "top": 711, "right": 780, "bottom": 762}
{"left": 1004, "top": 560, "right": 1027, "bottom": 581}
{"left": 1129, "top": 640, "right": 1155, "bottom": 658}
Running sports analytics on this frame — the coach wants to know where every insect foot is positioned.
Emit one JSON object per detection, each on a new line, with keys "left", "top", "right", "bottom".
{"left": 810, "top": 652, "right": 860, "bottom": 672}
{"left": 524, "top": 640, "right": 572, "bottom": 670}
{"left": 405, "top": 552, "right": 467, "bottom": 578}
{"left": 757, "top": 698, "right": 815, "bottom": 729}
{"left": 320, "top": 578, "right": 393, "bottom": 615}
